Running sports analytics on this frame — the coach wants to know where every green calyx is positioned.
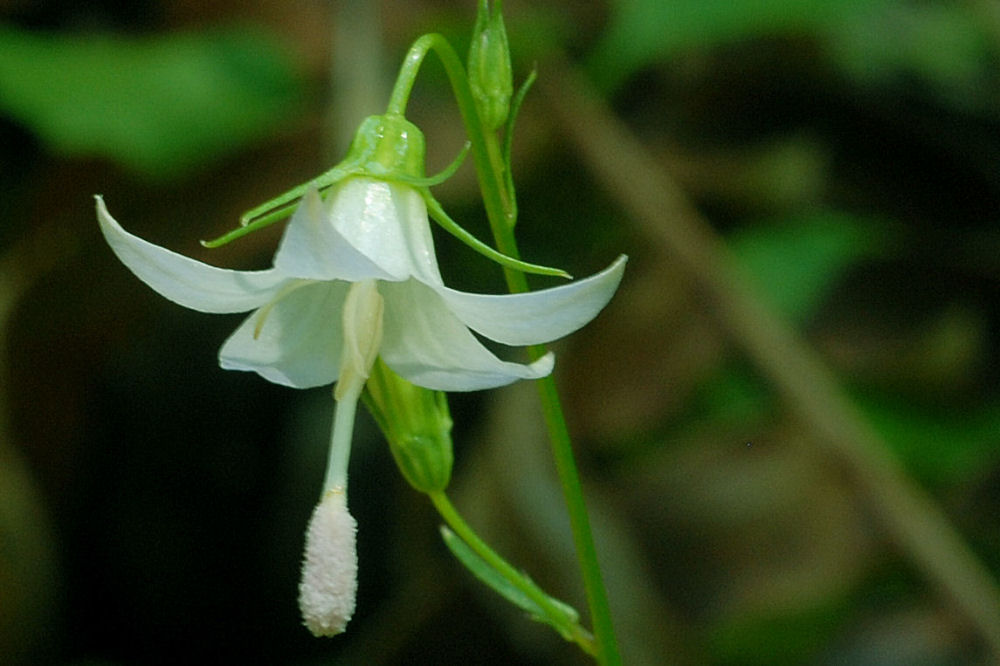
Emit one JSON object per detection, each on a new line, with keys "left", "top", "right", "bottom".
{"left": 346, "top": 114, "right": 426, "bottom": 180}
{"left": 363, "top": 359, "right": 453, "bottom": 494}
{"left": 202, "top": 114, "right": 428, "bottom": 247}
{"left": 200, "top": 110, "right": 567, "bottom": 279}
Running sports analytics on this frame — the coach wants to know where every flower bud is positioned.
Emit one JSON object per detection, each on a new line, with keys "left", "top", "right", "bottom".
{"left": 363, "top": 359, "right": 454, "bottom": 493}
{"left": 467, "top": 0, "right": 513, "bottom": 130}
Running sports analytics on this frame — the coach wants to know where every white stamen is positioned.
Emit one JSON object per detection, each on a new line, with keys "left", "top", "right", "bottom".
{"left": 322, "top": 279, "right": 384, "bottom": 493}
{"left": 334, "top": 279, "right": 384, "bottom": 401}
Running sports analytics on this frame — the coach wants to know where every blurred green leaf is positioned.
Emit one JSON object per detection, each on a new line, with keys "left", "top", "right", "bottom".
{"left": 857, "top": 391, "right": 1000, "bottom": 486}
{"left": 588, "top": 0, "right": 888, "bottom": 91}
{"left": 0, "top": 24, "right": 303, "bottom": 179}
{"left": 827, "top": 4, "right": 994, "bottom": 112}
{"left": 730, "top": 211, "right": 889, "bottom": 324}
{"left": 708, "top": 597, "right": 850, "bottom": 666}
{"left": 690, "top": 364, "right": 773, "bottom": 428}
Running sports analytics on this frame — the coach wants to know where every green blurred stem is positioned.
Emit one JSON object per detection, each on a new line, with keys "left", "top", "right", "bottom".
{"left": 429, "top": 491, "right": 597, "bottom": 655}
{"left": 389, "top": 34, "right": 622, "bottom": 665}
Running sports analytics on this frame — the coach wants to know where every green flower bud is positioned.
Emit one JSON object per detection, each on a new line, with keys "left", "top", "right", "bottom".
{"left": 362, "top": 359, "right": 453, "bottom": 493}
{"left": 467, "top": 0, "right": 513, "bottom": 131}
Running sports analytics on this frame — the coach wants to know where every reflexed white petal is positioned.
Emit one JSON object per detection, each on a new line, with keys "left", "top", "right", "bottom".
{"left": 96, "top": 196, "right": 288, "bottom": 313}
{"left": 219, "top": 281, "right": 349, "bottom": 388}
{"left": 325, "top": 177, "right": 443, "bottom": 284}
{"left": 379, "top": 281, "right": 554, "bottom": 391}
{"left": 437, "top": 255, "right": 627, "bottom": 345}
{"left": 273, "top": 187, "right": 397, "bottom": 282}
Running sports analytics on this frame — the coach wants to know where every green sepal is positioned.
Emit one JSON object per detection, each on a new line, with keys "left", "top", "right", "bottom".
{"left": 423, "top": 192, "right": 570, "bottom": 279}
{"left": 243, "top": 114, "right": 425, "bottom": 225}
{"left": 204, "top": 113, "right": 430, "bottom": 248}
{"left": 391, "top": 141, "right": 470, "bottom": 188}
{"left": 440, "top": 525, "right": 582, "bottom": 642}
{"left": 500, "top": 68, "right": 537, "bottom": 229}
{"left": 239, "top": 165, "right": 355, "bottom": 227}
{"left": 200, "top": 165, "right": 356, "bottom": 247}
{"left": 200, "top": 206, "right": 289, "bottom": 248}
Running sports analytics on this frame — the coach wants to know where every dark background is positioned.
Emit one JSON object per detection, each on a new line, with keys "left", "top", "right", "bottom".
{"left": 2, "top": 1, "right": 1000, "bottom": 664}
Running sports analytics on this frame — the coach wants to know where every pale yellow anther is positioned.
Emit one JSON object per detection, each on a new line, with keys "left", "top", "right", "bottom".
{"left": 334, "top": 279, "right": 384, "bottom": 401}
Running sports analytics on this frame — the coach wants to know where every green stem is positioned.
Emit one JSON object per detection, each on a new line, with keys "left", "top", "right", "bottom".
{"left": 429, "top": 491, "right": 597, "bottom": 655}
{"left": 387, "top": 35, "right": 515, "bottom": 222}
{"left": 386, "top": 34, "right": 434, "bottom": 115}
{"left": 399, "top": 33, "right": 622, "bottom": 665}
{"left": 527, "top": 367, "right": 621, "bottom": 666}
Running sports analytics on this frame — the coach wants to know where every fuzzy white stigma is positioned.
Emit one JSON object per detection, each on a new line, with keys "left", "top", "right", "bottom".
{"left": 298, "top": 489, "right": 358, "bottom": 636}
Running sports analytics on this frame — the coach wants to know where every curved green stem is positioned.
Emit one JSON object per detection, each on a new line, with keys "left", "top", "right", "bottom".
{"left": 401, "top": 34, "right": 622, "bottom": 666}
{"left": 386, "top": 34, "right": 437, "bottom": 116}
{"left": 386, "top": 34, "right": 515, "bottom": 221}
{"left": 429, "top": 491, "right": 596, "bottom": 655}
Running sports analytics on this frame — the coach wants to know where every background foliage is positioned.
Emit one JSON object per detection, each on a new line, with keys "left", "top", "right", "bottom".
{"left": 2, "top": 1, "right": 999, "bottom": 664}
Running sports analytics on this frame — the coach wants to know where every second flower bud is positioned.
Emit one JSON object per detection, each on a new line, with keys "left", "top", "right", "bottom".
{"left": 363, "top": 358, "right": 454, "bottom": 493}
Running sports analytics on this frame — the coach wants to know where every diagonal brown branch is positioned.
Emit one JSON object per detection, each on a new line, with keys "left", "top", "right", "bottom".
{"left": 538, "top": 53, "right": 1000, "bottom": 659}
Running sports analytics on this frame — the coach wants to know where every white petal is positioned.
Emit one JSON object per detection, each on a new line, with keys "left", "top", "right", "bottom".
{"left": 273, "top": 187, "right": 397, "bottom": 282}
{"left": 436, "top": 255, "right": 627, "bottom": 345}
{"left": 379, "top": 281, "right": 554, "bottom": 391}
{"left": 324, "top": 177, "right": 443, "bottom": 284}
{"left": 219, "top": 281, "right": 349, "bottom": 388}
{"left": 96, "top": 196, "right": 288, "bottom": 313}
{"left": 298, "top": 490, "right": 357, "bottom": 636}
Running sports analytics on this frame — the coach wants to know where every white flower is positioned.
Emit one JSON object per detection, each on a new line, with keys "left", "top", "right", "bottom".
{"left": 96, "top": 167, "right": 625, "bottom": 638}
{"left": 95, "top": 177, "right": 626, "bottom": 393}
